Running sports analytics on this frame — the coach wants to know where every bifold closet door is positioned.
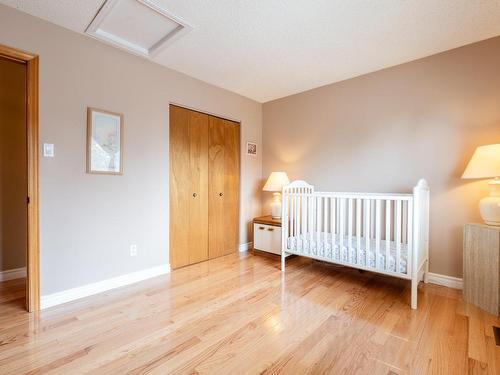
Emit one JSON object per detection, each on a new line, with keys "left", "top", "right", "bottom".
{"left": 169, "top": 106, "right": 209, "bottom": 269}
{"left": 208, "top": 116, "right": 240, "bottom": 259}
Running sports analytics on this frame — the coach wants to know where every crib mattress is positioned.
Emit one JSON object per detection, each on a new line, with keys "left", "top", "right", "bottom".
{"left": 286, "top": 233, "right": 408, "bottom": 274}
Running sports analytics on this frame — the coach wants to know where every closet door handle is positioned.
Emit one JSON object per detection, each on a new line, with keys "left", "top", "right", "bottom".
{"left": 192, "top": 193, "right": 197, "bottom": 198}
{"left": 219, "top": 192, "right": 223, "bottom": 197}
{"left": 267, "top": 228, "right": 275, "bottom": 232}
{"left": 259, "top": 226, "right": 265, "bottom": 230}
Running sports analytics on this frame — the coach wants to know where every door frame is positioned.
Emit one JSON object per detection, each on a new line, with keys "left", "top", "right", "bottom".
{"left": 0, "top": 44, "right": 40, "bottom": 312}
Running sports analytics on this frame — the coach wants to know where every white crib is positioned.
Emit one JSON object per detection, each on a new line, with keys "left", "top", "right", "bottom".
{"left": 281, "top": 179, "right": 430, "bottom": 309}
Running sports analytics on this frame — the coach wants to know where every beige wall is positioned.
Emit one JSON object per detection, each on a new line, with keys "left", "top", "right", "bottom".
{"left": 0, "top": 57, "right": 27, "bottom": 272}
{"left": 0, "top": 5, "right": 262, "bottom": 295}
{"left": 263, "top": 36, "right": 500, "bottom": 278}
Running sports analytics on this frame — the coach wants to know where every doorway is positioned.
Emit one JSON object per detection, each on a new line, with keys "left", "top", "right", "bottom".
{"left": 0, "top": 44, "right": 39, "bottom": 312}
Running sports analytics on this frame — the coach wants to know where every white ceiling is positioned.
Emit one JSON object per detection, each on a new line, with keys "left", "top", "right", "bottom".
{"left": 2, "top": 0, "right": 500, "bottom": 102}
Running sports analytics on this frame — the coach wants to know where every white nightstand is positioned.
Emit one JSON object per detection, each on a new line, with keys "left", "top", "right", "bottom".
{"left": 253, "top": 215, "right": 282, "bottom": 255}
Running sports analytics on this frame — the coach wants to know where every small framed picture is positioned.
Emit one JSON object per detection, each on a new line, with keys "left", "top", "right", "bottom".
{"left": 87, "top": 107, "right": 124, "bottom": 175}
{"left": 246, "top": 141, "right": 257, "bottom": 156}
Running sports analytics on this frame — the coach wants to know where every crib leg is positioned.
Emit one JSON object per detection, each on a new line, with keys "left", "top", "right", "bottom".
{"left": 423, "top": 259, "right": 429, "bottom": 284}
{"left": 281, "top": 253, "right": 285, "bottom": 272}
{"left": 411, "top": 277, "right": 418, "bottom": 309}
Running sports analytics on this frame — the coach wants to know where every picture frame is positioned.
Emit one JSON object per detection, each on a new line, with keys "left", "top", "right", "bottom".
{"left": 246, "top": 141, "right": 257, "bottom": 156}
{"left": 87, "top": 107, "right": 124, "bottom": 175}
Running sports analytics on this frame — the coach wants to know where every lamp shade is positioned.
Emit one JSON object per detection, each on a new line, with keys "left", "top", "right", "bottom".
{"left": 263, "top": 172, "right": 290, "bottom": 192}
{"left": 462, "top": 144, "right": 500, "bottom": 179}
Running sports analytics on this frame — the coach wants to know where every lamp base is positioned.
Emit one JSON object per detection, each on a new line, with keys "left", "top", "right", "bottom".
{"left": 480, "top": 178, "right": 500, "bottom": 226}
{"left": 270, "top": 192, "right": 282, "bottom": 219}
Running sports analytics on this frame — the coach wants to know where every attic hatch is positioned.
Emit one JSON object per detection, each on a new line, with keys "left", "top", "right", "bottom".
{"left": 86, "top": 0, "right": 193, "bottom": 57}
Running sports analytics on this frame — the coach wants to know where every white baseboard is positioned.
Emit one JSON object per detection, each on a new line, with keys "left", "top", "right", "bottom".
{"left": 41, "top": 264, "right": 171, "bottom": 310}
{"left": 239, "top": 242, "right": 253, "bottom": 252}
{"left": 0, "top": 267, "right": 26, "bottom": 282}
{"left": 426, "top": 272, "right": 463, "bottom": 290}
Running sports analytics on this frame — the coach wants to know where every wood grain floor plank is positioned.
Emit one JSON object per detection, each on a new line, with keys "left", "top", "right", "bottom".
{"left": 0, "top": 252, "right": 498, "bottom": 374}
{"left": 51, "top": 256, "right": 316, "bottom": 374}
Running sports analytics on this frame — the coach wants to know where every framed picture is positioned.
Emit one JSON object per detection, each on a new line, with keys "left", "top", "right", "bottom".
{"left": 246, "top": 141, "right": 257, "bottom": 156}
{"left": 87, "top": 107, "right": 124, "bottom": 175}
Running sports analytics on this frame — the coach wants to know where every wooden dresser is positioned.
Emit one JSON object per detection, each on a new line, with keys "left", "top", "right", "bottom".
{"left": 253, "top": 215, "right": 281, "bottom": 255}
{"left": 463, "top": 223, "right": 500, "bottom": 315}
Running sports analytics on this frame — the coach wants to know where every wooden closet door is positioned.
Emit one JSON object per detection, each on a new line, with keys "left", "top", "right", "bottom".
{"left": 223, "top": 120, "right": 240, "bottom": 255}
{"left": 208, "top": 116, "right": 240, "bottom": 259}
{"left": 187, "top": 111, "right": 209, "bottom": 264}
{"left": 208, "top": 116, "right": 226, "bottom": 259}
{"left": 169, "top": 106, "right": 208, "bottom": 269}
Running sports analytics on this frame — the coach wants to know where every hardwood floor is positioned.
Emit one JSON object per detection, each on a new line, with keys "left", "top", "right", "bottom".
{"left": 0, "top": 253, "right": 498, "bottom": 374}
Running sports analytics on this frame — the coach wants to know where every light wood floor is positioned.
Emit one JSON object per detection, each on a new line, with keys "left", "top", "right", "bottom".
{"left": 0, "top": 253, "right": 499, "bottom": 374}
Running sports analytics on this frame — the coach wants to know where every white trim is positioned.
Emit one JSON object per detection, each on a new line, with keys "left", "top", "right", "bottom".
{"left": 0, "top": 267, "right": 26, "bottom": 282}
{"left": 41, "top": 264, "right": 170, "bottom": 310}
{"left": 426, "top": 272, "right": 463, "bottom": 290}
{"left": 239, "top": 242, "right": 253, "bottom": 252}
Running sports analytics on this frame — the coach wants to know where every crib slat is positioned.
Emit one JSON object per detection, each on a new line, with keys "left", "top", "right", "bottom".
{"left": 298, "top": 189, "right": 305, "bottom": 251}
{"left": 356, "top": 198, "right": 361, "bottom": 265}
{"left": 309, "top": 194, "right": 313, "bottom": 254}
{"left": 313, "top": 197, "right": 316, "bottom": 256}
{"left": 316, "top": 196, "right": 321, "bottom": 255}
{"left": 331, "top": 197, "right": 336, "bottom": 259}
{"left": 291, "top": 191, "right": 295, "bottom": 238}
{"left": 407, "top": 199, "right": 413, "bottom": 275}
{"left": 375, "top": 199, "right": 381, "bottom": 269}
{"left": 302, "top": 191, "right": 307, "bottom": 252}
{"left": 348, "top": 199, "right": 353, "bottom": 252}
{"left": 291, "top": 191, "right": 295, "bottom": 239}
{"left": 301, "top": 190, "right": 305, "bottom": 242}
{"left": 312, "top": 195, "right": 316, "bottom": 254}
{"left": 385, "top": 200, "right": 391, "bottom": 270}
{"left": 323, "top": 196, "right": 327, "bottom": 257}
{"left": 296, "top": 191, "right": 300, "bottom": 250}
{"left": 339, "top": 198, "right": 345, "bottom": 258}
{"left": 297, "top": 190, "right": 301, "bottom": 240}
{"left": 319, "top": 196, "right": 323, "bottom": 256}
{"left": 371, "top": 200, "right": 375, "bottom": 239}
{"left": 295, "top": 192, "right": 299, "bottom": 252}
{"left": 295, "top": 192, "right": 299, "bottom": 239}
{"left": 365, "top": 199, "right": 371, "bottom": 267}
{"left": 281, "top": 194, "right": 293, "bottom": 247}
{"left": 304, "top": 193, "right": 308, "bottom": 253}
{"left": 402, "top": 201, "right": 407, "bottom": 244}
{"left": 396, "top": 199, "right": 402, "bottom": 274}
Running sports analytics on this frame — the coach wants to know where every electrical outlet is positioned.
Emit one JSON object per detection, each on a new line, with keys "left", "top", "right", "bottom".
{"left": 130, "top": 244, "right": 138, "bottom": 257}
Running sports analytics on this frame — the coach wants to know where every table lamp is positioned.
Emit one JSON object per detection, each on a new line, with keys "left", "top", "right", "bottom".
{"left": 462, "top": 143, "right": 500, "bottom": 226}
{"left": 263, "top": 172, "right": 290, "bottom": 219}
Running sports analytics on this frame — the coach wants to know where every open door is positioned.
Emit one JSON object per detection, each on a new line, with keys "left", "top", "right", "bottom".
{"left": 0, "top": 44, "right": 39, "bottom": 312}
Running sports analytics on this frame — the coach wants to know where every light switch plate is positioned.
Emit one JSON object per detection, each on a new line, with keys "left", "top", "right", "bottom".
{"left": 43, "top": 143, "right": 54, "bottom": 157}
{"left": 130, "top": 244, "right": 138, "bottom": 257}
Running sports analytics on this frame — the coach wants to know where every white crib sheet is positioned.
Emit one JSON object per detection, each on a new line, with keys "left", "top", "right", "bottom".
{"left": 286, "top": 233, "right": 408, "bottom": 274}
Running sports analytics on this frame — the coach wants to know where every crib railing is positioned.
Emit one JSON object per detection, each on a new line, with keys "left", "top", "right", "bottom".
{"left": 282, "top": 180, "right": 429, "bottom": 279}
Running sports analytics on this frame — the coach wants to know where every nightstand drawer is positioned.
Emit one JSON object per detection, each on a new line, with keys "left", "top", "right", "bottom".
{"left": 253, "top": 223, "right": 281, "bottom": 255}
